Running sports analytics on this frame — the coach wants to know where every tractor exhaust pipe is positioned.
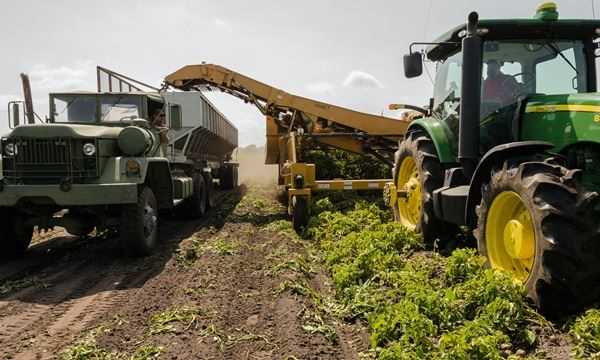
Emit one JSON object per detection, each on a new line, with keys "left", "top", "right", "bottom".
{"left": 459, "top": 11, "right": 482, "bottom": 180}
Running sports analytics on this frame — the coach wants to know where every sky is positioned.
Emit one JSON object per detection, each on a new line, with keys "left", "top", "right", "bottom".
{"left": 0, "top": 0, "right": 597, "bottom": 146}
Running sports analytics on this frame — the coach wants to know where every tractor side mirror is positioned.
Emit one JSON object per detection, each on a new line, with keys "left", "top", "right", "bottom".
{"left": 404, "top": 52, "right": 423, "bottom": 78}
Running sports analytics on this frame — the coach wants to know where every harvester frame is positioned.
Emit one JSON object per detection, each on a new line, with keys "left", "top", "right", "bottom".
{"left": 164, "top": 64, "right": 409, "bottom": 230}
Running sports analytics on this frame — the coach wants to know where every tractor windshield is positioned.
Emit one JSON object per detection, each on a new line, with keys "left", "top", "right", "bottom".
{"left": 481, "top": 39, "right": 587, "bottom": 117}
{"left": 51, "top": 94, "right": 142, "bottom": 123}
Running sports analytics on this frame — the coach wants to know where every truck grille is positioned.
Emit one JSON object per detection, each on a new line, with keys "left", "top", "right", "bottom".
{"left": 2, "top": 137, "right": 99, "bottom": 185}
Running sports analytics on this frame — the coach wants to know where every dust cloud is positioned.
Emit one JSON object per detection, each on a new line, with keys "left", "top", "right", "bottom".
{"left": 234, "top": 145, "right": 278, "bottom": 186}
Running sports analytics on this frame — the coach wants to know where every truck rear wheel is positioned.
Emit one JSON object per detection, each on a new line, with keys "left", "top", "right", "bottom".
{"left": 121, "top": 186, "right": 159, "bottom": 257}
{"left": 0, "top": 210, "right": 33, "bottom": 259}
{"left": 179, "top": 173, "right": 207, "bottom": 218}
{"left": 476, "top": 160, "right": 600, "bottom": 314}
{"left": 221, "top": 165, "right": 238, "bottom": 190}
{"left": 392, "top": 130, "right": 459, "bottom": 246}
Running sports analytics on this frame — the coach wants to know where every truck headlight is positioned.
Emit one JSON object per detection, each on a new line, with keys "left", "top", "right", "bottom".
{"left": 83, "top": 143, "right": 96, "bottom": 156}
{"left": 4, "top": 143, "right": 16, "bottom": 157}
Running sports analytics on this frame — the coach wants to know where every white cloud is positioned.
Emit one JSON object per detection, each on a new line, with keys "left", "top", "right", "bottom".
{"left": 342, "top": 70, "right": 384, "bottom": 89}
{"left": 214, "top": 18, "right": 233, "bottom": 32}
{"left": 305, "top": 81, "right": 335, "bottom": 96}
{"left": 29, "top": 61, "right": 94, "bottom": 92}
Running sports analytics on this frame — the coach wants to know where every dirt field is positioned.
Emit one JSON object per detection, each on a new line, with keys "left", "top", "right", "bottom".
{"left": 0, "top": 184, "right": 368, "bottom": 359}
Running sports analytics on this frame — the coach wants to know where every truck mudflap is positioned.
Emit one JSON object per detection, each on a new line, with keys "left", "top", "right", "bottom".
{"left": 0, "top": 183, "right": 138, "bottom": 206}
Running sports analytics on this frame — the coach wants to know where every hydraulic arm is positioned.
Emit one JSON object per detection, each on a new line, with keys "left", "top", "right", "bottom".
{"left": 164, "top": 63, "right": 410, "bottom": 230}
{"left": 164, "top": 64, "right": 408, "bottom": 166}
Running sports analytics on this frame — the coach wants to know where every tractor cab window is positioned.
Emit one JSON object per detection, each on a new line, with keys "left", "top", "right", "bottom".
{"left": 433, "top": 51, "right": 462, "bottom": 127}
{"left": 481, "top": 40, "right": 588, "bottom": 116}
{"left": 479, "top": 39, "right": 588, "bottom": 151}
{"left": 535, "top": 42, "right": 587, "bottom": 94}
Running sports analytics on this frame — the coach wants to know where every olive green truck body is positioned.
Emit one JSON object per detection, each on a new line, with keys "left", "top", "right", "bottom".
{"left": 1, "top": 90, "right": 238, "bottom": 257}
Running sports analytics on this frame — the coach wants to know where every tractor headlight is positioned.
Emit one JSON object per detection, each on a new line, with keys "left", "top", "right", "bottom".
{"left": 4, "top": 143, "right": 16, "bottom": 157}
{"left": 83, "top": 143, "right": 96, "bottom": 156}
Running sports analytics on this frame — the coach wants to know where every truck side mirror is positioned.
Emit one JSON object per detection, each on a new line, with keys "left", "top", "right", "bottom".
{"left": 8, "top": 101, "right": 22, "bottom": 128}
{"left": 404, "top": 52, "right": 423, "bottom": 78}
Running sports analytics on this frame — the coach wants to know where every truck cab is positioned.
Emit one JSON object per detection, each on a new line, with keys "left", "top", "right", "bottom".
{"left": 1, "top": 83, "right": 238, "bottom": 259}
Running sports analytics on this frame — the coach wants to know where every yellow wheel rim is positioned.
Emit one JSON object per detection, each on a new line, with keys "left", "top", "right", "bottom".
{"left": 485, "top": 191, "right": 535, "bottom": 282}
{"left": 396, "top": 156, "right": 422, "bottom": 230}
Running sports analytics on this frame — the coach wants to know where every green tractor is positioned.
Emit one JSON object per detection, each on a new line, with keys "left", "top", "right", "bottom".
{"left": 389, "top": 2, "right": 600, "bottom": 314}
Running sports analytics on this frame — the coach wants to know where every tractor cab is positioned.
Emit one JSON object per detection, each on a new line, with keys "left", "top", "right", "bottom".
{"left": 408, "top": 3, "right": 600, "bottom": 156}
{"left": 392, "top": 3, "right": 600, "bottom": 314}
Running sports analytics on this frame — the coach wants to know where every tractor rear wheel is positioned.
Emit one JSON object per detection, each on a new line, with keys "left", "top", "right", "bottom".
{"left": 392, "top": 130, "right": 459, "bottom": 246}
{"left": 476, "top": 160, "right": 600, "bottom": 314}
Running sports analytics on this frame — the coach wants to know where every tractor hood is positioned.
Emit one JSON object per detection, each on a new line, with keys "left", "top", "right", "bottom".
{"left": 4, "top": 124, "right": 123, "bottom": 139}
{"left": 521, "top": 92, "right": 600, "bottom": 152}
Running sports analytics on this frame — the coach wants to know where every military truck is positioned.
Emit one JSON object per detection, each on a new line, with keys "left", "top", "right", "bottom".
{"left": 1, "top": 72, "right": 238, "bottom": 258}
{"left": 387, "top": 2, "right": 600, "bottom": 314}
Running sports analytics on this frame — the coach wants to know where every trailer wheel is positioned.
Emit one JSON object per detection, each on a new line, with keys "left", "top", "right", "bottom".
{"left": 204, "top": 172, "right": 215, "bottom": 208}
{"left": 292, "top": 196, "right": 309, "bottom": 233}
{"left": 392, "top": 130, "right": 459, "bottom": 246}
{"left": 121, "top": 186, "right": 159, "bottom": 257}
{"left": 0, "top": 210, "right": 33, "bottom": 259}
{"left": 476, "top": 160, "right": 600, "bottom": 314}
{"left": 221, "top": 165, "right": 238, "bottom": 190}
{"left": 180, "top": 173, "right": 207, "bottom": 218}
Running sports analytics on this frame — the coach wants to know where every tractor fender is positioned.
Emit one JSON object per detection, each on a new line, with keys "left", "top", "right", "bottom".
{"left": 408, "top": 117, "right": 457, "bottom": 164}
{"left": 464, "top": 141, "right": 554, "bottom": 226}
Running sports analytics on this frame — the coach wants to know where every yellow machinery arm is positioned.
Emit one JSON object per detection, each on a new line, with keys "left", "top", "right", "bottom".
{"left": 164, "top": 64, "right": 413, "bottom": 230}
{"left": 164, "top": 64, "right": 408, "bottom": 166}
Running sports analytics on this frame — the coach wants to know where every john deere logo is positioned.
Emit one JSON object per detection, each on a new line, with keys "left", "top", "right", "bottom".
{"left": 594, "top": 114, "right": 600, "bottom": 123}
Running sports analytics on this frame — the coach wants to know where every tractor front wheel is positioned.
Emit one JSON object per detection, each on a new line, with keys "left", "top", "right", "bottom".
{"left": 392, "top": 130, "right": 459, "bottom": 246}
{"left": 476, "top": 160, "right": 600, "bottom": 314}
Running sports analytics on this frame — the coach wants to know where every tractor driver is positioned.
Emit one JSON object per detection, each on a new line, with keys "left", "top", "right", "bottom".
{"left": 482, "top": 60, "right": 519, "bottom": 106}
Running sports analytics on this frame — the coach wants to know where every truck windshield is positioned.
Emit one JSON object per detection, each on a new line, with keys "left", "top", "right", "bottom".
{"left": 52, "top": 95, "right": 142, "bottom": 123}
{"left": 481, "top": 39, "right": 587, "bottom": 117}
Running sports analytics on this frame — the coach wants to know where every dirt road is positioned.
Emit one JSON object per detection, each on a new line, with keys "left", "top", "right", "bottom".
{"left": 0, "top": 185, "right": 368, "bottom": 359}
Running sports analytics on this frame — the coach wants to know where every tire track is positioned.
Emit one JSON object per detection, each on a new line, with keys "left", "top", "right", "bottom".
{"left": 0, "top": 190, "right": 237, "bottom": 358}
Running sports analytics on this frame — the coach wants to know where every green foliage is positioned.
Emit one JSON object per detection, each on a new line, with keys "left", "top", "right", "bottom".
{"left": 0, "top": 276, "right": 45, "bottom": 296}
{"left": 571, "top": 308, "right": 600, "bottom": 359}
{"left": 443, "top": 248, "right": 485, "bottom": 285}
{"left": 130, "top": 346, "right": 162, "bottom": 360}
{"left": 149, "top": 306, "right": 199, "bottom": 335}
{"left": 306, "top": 195, "right": 542, "bottom": 359}
{"left": 301, "top": 148, "right": 390, "bottom": 180}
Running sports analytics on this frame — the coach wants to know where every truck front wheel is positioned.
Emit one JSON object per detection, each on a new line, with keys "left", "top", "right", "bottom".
{"left": 121, "top": 186, "right": 159, "bottom": 257}
{"left": 0, "top": 210, "right": 33, "bottom": 259}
